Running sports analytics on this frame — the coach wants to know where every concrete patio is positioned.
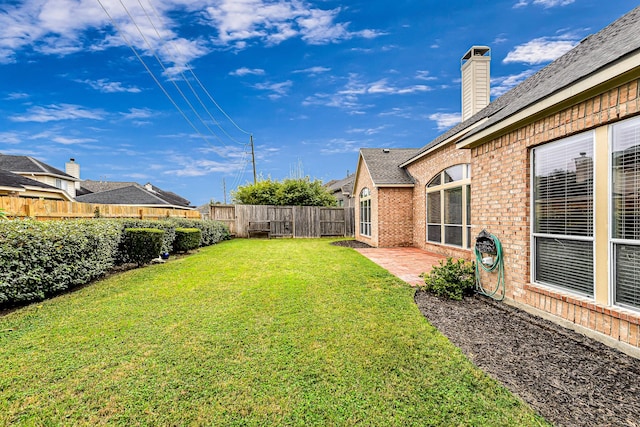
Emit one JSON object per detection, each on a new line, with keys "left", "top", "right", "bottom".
{"left": 355, "top": 247, "right": 447, "bottom": 287}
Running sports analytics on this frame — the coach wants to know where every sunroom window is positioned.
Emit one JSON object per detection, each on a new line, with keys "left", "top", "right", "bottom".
{"left": 359, "top": 187, "right": 371, "bottom": 237}
{"left": 426, "top": 165, "right": 471, "bottom": 248}
{"left": 611, "top": 116, "right": 640, "bottom": 309}
{"left": 532, "top": 132, "right": 594, "bottom": 296}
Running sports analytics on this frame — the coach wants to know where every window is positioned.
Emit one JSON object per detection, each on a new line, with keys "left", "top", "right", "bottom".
{"left": 426, "top": 165, "right": 471, "bottom": 248}
{"left": 359, "top": 187, "right": 371, "bottom": 237}
{"left": 611, "top": 116, "right": 640, "bottom": 309}
{"left": 55, "top": 179, "right": 67, "bottom": 191}
{"left": 532, "top": 132, "right": 594, "bottom": 296}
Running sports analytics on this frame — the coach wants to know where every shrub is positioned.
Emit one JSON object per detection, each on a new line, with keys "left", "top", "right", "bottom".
{"left": 119, "top": 220, "right": 176, "bottom": 256}
{"left": 168, "top": 218, "right": 230, "bottom": 246}
{"left": 120, "top": 228, "right": 165, "bottom": 266}
{"left": 173, "top": 228, "right": 202, "bottom": 253}
{"left": 420, "top": 257, "right": 475, "bottom": 300}
{"left": 0, "top": 219, "right": 122, "bottom": 305}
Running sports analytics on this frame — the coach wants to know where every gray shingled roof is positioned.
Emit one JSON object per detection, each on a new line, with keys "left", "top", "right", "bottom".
{"left": 0, "top": 168, "right": 60, "bottom": 191}
{"left": 407, "top": 6, "right": 640, "bottom": 161}
{"left": 0, "top": 154, "right": 77, "bottom": 180}
{"left": 76, "top": 185, "right": 172, "bottom": 205}
{"left": 326, "top": 173, "right": 355, "bottom": 194}
{"left": 79, "top": 180, "right": 191, "bottom": 207}
{"left": 360, "top": 148, "right": 418, "bottom": 186}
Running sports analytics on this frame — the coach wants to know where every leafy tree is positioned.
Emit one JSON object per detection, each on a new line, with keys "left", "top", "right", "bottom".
{"left": 232, "top": 177, "right": 337, "bottom": 207}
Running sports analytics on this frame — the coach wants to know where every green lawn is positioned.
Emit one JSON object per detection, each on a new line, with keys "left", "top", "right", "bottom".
{"left": 0, "top": 238, "right": 548, "bottom": 426}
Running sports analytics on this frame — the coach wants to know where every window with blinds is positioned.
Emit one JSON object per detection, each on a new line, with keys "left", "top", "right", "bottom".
{"left": 426, "top": 165, "right": 471, "bottom": 248}
{"left": 532, "top": 132, "right": 594, "bottom": 296}
{"left": 611, "top": 116, "right": 640, "bottom": 309}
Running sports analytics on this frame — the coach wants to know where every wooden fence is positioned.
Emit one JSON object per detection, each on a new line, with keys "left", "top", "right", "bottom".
{"left": 0, "top": 196, "right": 201, "bottom": 220}
{"left": 210, "top": 205, "right": 355, "bottom": 238}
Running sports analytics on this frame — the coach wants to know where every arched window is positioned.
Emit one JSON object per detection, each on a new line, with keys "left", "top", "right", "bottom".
{"left": 359, "top": 187, "right": 371, "bottom": 237}
{"left": 426, "top": 165, "right": 471, "bottom": 248}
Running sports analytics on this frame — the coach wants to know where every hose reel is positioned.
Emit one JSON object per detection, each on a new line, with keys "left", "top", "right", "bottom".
{"left": 474, "top": 229, "right": 505, "bottom": 301}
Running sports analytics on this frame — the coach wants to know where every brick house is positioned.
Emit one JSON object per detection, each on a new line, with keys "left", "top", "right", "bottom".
{"left": 353, "top": 7, "right": 640, "bottom": 354}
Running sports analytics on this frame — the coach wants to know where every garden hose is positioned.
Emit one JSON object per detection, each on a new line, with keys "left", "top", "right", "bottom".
{"left": 474, "top": 231, "right": 505, "bottom": 301}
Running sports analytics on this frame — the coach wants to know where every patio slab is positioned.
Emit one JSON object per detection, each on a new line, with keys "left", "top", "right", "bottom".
{"left": 355, "top": 247, "right": 447, "bottom": 286}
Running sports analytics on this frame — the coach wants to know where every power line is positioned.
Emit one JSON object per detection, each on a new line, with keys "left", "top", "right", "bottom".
{"left": 138, "top": 0, "right": 248, "bottom": 146}
{"left": 118, "top": 0, "right": 227, "bottom": 146}
{"left": 96, "top": 0, "right": 215, "bottom": 147}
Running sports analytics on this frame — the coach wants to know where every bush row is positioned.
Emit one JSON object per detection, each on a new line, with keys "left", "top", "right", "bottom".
{"left": 0, "top": 218, "right": 230, "bottom": 306}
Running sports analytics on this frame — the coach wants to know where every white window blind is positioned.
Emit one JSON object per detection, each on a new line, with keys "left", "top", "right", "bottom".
{"left": 611, "top": 116, "right": 640, "bottom": 309}
{"left": 533, "top": 132, "right": 594, "bottom": 295}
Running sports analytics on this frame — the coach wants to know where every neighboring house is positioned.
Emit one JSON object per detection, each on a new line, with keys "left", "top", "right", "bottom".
{"left": 0, "top": 154, "right": 79, "bottom": 200}
{"left": 77, "top": 179, "right": 193, "bottom": 209}
{"left": 324, "top": 173, "right": 356, "bottom": 207}
{"left": 0, "top": 168, "right": 73, "bottom": 201}
{"left": 354, "top": 6, "right": 640, "bottom": 354}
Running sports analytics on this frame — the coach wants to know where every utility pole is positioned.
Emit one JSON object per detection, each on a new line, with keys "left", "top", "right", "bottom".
{"left": 250, "top": 134, "right": 257, "bottom": 184}
{"left": 222, "top": 178, "right": 227, "bottom": 204}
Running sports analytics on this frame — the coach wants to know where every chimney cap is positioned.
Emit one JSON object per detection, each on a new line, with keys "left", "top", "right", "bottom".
{"left": 462, "top": 46, "right": 490, "bottom": 61}
{"left": 69, "top": 158, "right": 75, "bottom": 162}
{"left": 382, "top": 148, "right": 390, "bottom": 153}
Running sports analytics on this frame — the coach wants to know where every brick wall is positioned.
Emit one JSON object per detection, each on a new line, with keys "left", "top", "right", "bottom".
{"left": 354, "top": 162, "right": 377, "bottom": 246}
{"left": 378, "top": 187, "right": 413, "bottom": 247}
{"left": 470, "top": 77, "right": 640, "bottom": 350}
{"left": 406, "top": 142, "right": 472, "bottom": 259}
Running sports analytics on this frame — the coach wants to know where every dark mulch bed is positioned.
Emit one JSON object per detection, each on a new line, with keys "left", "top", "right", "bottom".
{"left": 330, "top": 239, "right": 372, "bottom": 248}
{"left": 415, "top": 290, "right": 640, "bottom": 427}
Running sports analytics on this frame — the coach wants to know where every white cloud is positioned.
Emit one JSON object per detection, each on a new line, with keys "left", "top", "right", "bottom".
{"left": 254, "top": 80, "right": 293, "bottom": 99}
{"left": 346, "top": 125, "right": 389, "bottom": 136}
{"left": 0, "top": 132, "right": 21, "bottom": 144}
{"left": 165, "top": 154, "right": 245, "bottom": 176}
{"left": 514, "top": 0, "right": 574, "bottom": 7}
{"left": 52, "top": 136, "right": 97, "bottom": 145}
{"left": 293, "top": 66, "right": 331, "bottom": 74}
{"left": 204, "top": 0, "right": 383, "bottom": 47}
{"left": 120, "top": 108, "right": 156, "bottom": 120}
{"left": 491, "top": 69, "right": 537, "bottom": 97}
{"left": 429, "top": 112, "right": 461, "bottom": 131}
{"left": 9, "top": 104, "right": 106, "bottom": 122}
{"left": 229, "top": 67, "right": 265, "bottom": 76}
{"left": 415, "top": 70, "right": 437, "bottom": 81}
{"left": 319, "top": 138, "right": 360, "bottom": 154}
{"left": 503, "top": 36, "right": 578, "bottom": 64}
{"left": 5, "top": 92, "right": 30, "bottom": 101}
{"left": 81, "top": 78, "right": 142, "bottom": 93}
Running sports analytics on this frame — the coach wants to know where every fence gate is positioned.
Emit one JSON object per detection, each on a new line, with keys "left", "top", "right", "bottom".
{"left": 320, "top": 207, "right": 346, "bottom": 236}
{"left": 268, "top": 206, "right": 293, "bottom": 237}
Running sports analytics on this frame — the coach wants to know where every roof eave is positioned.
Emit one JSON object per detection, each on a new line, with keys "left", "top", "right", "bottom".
{"left": 457, "top": 52, "right": 640, "bottom": 149}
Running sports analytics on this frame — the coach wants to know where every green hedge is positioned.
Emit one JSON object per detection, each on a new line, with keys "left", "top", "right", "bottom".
{"left": 0, "top": 219, "right": 121, "bottom": 304}
{"left": 168, "top": 218, "right": 230, "bottom": 246}
{"left": 119, "top": 219, "right": 176, "bottom": 255}
{"left": 0, "top": 218, "right": 230, "bottom": 306}
{"left": 120, "top": 228, "right": 165, "bottom": 266}
{"left": 173, "top": 228, "right": 202, "bottom": 253}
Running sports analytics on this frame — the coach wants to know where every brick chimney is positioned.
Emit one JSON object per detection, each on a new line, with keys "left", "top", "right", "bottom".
{"left": 461, "top": 46, "right": 491, "bottom": 122}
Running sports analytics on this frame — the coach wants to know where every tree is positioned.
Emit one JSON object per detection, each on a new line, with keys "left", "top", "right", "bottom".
{"left": 232, "top": 177, "right": 337, "bottom": 207}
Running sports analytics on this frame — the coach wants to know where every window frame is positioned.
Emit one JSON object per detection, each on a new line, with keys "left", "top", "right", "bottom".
{"left": 610, "top": 115, "right": 640, "bottom": 311}
{"left": 530, "top": 131, "right": 596, "bottom": 297}
{"left": 359, "top": 187, "right": 372, "bottom": 237}
{"left": 425, "top": 164, "right": 471, "bottom": 249}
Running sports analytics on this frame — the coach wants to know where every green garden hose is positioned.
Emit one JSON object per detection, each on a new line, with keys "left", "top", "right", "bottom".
{"left": 474, "top": 232, "right": 505, "bottom": 301}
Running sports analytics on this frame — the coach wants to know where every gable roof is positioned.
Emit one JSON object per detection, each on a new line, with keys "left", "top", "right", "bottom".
{"left": 403, "top": 6, "right": 640, "bottom": 165}
{"left": 0, "top": 154, "right": 78, "bottom": 181}
{"left": 0, "top": 168, "right": 73, "bottom": 200}
{"left": 358, "top": 148, "right": 418, "bottom": 187}
{"left": 325, "top": 173, "right": 355, "bottom": 195}
{"left": 77, "top": 180, "right": 192, "bottom": 208}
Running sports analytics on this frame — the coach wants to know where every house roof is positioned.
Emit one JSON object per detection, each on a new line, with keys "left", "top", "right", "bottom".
{"left": 0, "top": 154, "right": 79, "bottom": 181}
{"left": 77, "top": 180, "right": 192, "bottom": 208}
{"left": 0, "top": 168, "right": 60, "bottom": 191}
{"left": 76, "top": 185, "right": 173, "bottom": 205}
{"left": 359, "top": 148, "right": 418, "bottom": 186}
{"left": 404, "top": 6, "right": 640, "bottom": 164}
{"left": 325, "top": 173, "right": 355, "bottom": 195}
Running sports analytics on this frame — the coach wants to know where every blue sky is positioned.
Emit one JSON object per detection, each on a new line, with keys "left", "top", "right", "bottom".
{"left": 0, "top": 0, "right": 637, "bottom": 206}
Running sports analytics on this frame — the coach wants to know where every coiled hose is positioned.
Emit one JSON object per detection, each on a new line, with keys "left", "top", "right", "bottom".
{"left": 474, "top": 232, "right": 505, "bottom": 301}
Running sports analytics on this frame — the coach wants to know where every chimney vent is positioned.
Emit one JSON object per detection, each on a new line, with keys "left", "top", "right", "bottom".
{"left": 461, "top": 46, "right": 491, "bottom": 122}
